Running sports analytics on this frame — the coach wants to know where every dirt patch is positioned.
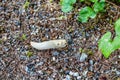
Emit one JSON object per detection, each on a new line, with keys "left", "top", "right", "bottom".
{"left": 0, "top": 0, "right": 120, "bottom": 80}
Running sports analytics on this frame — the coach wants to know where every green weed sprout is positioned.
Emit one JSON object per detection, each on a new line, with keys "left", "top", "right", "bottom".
{"left": 98, "top": 18, "right": 120, "bottom": 58}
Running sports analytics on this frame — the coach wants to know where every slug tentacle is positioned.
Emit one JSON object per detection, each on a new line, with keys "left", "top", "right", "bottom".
{"left": 30, "top": 39, "right": 67, "bottom": 50}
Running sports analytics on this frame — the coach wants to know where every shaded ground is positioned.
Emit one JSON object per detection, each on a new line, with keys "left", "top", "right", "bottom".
{"left": 0, "top": 0, "right": 120, "bottom": 80}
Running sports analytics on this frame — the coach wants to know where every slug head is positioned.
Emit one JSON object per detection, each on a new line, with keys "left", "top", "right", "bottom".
{"left": 55, "top": 40, "right": 67, "bottom": 48}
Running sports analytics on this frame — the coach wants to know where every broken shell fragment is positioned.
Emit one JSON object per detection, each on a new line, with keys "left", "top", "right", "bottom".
{"left": 30, "top": 39, "right": 67, "bottom": 50}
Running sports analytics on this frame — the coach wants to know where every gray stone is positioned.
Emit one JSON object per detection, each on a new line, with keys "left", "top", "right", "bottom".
{"left": 65, "top": 75, "right": 71, "bottom": 80}
{"left": 89, "top": 60, "right": 93, "bottom": 65}
{"left": 36, "top": 62, "right": 44, "bottom": 67}
{"left": 52, "top": 51, "right": 59, "bottom": 56}
{"left": 80, "top": 53, "right": 88, "bottom": 62}
{"left": 73, "top": 72, "right": 79, "bottom": 77}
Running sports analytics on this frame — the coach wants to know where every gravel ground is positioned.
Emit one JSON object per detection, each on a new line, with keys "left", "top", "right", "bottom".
{"left": 0, "top": 0, "right": 120, "bottom": 80}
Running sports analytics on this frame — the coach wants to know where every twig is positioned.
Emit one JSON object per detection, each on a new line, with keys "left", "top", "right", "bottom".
{"left": 106, "top": 0, "right": 120, "bottom": 9}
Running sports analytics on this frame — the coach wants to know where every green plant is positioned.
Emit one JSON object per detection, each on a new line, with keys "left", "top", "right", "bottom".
{"left": 23, "top": 0, "right": 30, "bottom": 9}
{"left": 60, "top": 0, "right": 76, "bottom": 13}
{"left": 0, "top": 39, "right": 2, "bottom": 44}
{"left": 98, "top": 18, "right": 120, "bottom": 58}
{"left": 26, "top": 51, "right": 33, "bottom": 57}
{"left": 60, "top": 0, "right": 105, "bottom": 22}
{"left": 21, "top": 34, "right": 27, "bottom": 41}
{"left": 78, "top": 0, "right": 105, "bottom": 23}
{"left": 78, "top": 6, "right": 96, "bottom": 23}
{"left": 50, "top": 0, "right": 53, "bottom": 2}
{"left": 93, "top": 0, "right": 105, "bottom": 13}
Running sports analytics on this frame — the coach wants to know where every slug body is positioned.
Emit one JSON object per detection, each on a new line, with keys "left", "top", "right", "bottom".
{"left": 30, "top": 39, "right": 67, "bottom": 50}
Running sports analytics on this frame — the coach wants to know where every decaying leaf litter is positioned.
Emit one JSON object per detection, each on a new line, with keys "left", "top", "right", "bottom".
{"left": 0, "top": 0, "right": 120, "bottom": 80}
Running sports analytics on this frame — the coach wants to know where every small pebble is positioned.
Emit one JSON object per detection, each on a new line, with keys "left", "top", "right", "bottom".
{"left": 52, "top": 51, "right": 59, "bottom": 56}
{"left": 48, "top": 77, "right": 54, "bottom": 80}
{"left": 89, "top": 66, "right": 93, "bottom": 71}
{"left": 89, "top": 60, "right": 93, "bottom": 71}
{"left": 83, "top": 70, "right": 88, "bottom": 77}
{"left": 77, "top": 76, "right": 81, "bottom": 80}
{"left": 25, "top": 63, "right": 35, "bottom": 73}
{"left": 118, "top": 55, "right": 120, "bottom": 58}
{"left": 65, "top": 70, "right": 70, "bottom": 75}
{"left": 69, "top": 71, "right": 79, "bottom": 77}
{"left": 52, "top": 57, "right": 56, "bottom": 61}
{"left": 69, "top": 71, "right": 74, "bottom": 75}
{"left": 3, "top": 47, "right": 9, "bottom": 52}
{"left": 2, "top": 33, "right": 7, "bottom": 41}
{"left": 25, "top": 66, "right": 29, "bottom": 73}
{"left": 116, "top": 71, "right": 120, "bottom": 75}
{"left": 64, "top": 58, "right": 69, "bottom": 63}
{"left": 89, "top": 60, "right": 93, "bottom": 65}
{"left": 37, "top": 70, "right": 43, "bottom": 75}
{"left": 79, "top": 67, "right": 83, "bottom": 71}
{"left": 20, "top": 55, "right": 27, "bottom": 60}
{"left": 80, "top": 53, "right": 88, "bottom": 62}
{"left": 36, "top": 62, "right": 44, "bottom": 67}
{"left": 65, "top": 75, "right": 71, "bottom": 80}
{"left": 0, "top": 7, "right": 4, "bottom": 10}
{"left": 73, "top": 72, "right": 79, "bottom": 77}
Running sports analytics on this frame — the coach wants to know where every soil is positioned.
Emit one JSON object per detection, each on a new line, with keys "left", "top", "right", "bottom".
{"left": 0, "top": 0, "right": 120, "bottom": 80}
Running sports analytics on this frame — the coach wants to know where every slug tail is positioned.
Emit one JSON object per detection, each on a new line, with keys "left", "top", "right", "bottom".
{"left": 30, "top": 41, "right": 42, "bottom": 50}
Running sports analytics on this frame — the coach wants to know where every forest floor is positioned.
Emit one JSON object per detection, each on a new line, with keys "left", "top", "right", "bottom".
{"left": 0, "top": 0, "right": 120, "bottom": 80}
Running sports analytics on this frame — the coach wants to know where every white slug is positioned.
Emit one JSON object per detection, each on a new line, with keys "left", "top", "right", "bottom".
{"left": 30, "top": 39, "right": 67, "bottom": 50}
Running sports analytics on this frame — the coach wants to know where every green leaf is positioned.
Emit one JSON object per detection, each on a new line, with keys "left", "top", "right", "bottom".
{"left": 112, "top": 36, "right": 120, "bottom": 50}
{"left": 60, "top": 0, "right": 76, "bottom": 5}
{"left": 60, "top": 0, "right": 76, "bottom": 13}
{"left": 69, "top": 0, "right": 76, "bottom": 4}
{"left": 98, "top": 32, "right": 114, "bottom": 58}
{"left": 93, "top": 2, "right": 105, "bottom": 13}
{"left": 60, "top": 0, "right": 69, "bottom": 5}
{"left": 78, "top": 16, "right": 88, "bottom": 23}
{"left": 89, "top": 11, "right": 96, "bottom": 19}
{"left": 115, "top": 18, "right": 120, "bottom": 36}
{"left": 61, "top": 4, "right": 73, "bottom": 13}
{"left": 89, "top": 0, "right": 98, "bottom": 3}
{"left": 78, "top": 6, "right": 96, "bottom": 23}
{"left": 98, "top": 18, "right": 120, "bottom": 58}
{"left": 80, "top": 0, "right": 85, "bottom": 2}
{"left": 100, "top": 0, "right": 105, "bottom": 2}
